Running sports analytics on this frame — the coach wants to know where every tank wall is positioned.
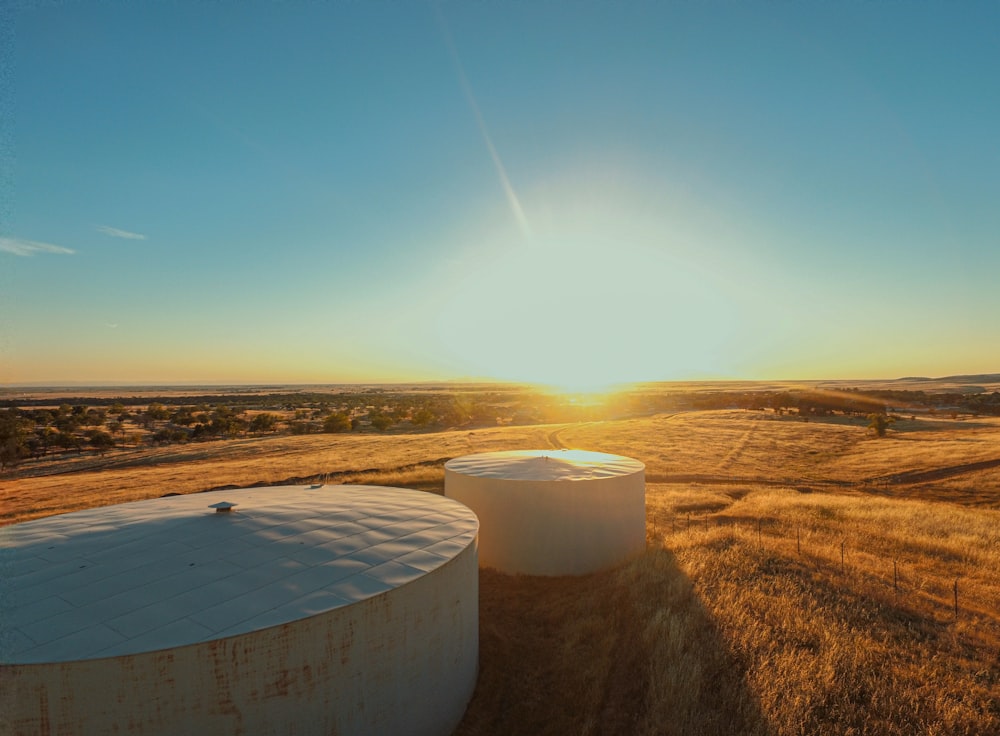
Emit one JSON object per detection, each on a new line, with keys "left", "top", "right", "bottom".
{"left": 445, "top": 469, "right": 645, "bottom": 575}
{"left": 1, "top": 540, "right": 478, "bottom": 736}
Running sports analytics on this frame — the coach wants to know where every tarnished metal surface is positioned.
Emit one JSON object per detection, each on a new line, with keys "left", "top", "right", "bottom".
{"left": 2, "top": 486, "right": 477, "bottom": 663}
{"left": 2, "top": 539, "right": 478, "bottom": 735}
{"left": 445, "top": 449, "right": 645, "bottom": 481}
{"left": 1, "top": 486, "right": 479, "bottom": 735}
{"left": 446, "top": 450, "right": 645, "bottom": 576}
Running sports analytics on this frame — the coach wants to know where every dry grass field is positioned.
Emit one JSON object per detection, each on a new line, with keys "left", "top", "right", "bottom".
{"left": 458, "top": 412, "right": 1000, "bottom": 735}
{"left": 0, "top": 424, "right": 554, "bottom": 525}
{"left": 3, "top": 408, "right": 999, "bottom": 734}
{"left": 460, "top": 485, "right": 999, "bottom": 735}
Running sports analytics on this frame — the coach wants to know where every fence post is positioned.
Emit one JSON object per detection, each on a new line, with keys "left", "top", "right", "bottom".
{"left": 841, "top": 540, "right": 845, "bottom": 572}
{"left": 796, "top": 526, "right": 801, "bottom": 555}
{"left": 893, "top": 560, "right": 898, "bottom": 594}
{"left": 954, "top": 578, "right": 959, "bottom": 619}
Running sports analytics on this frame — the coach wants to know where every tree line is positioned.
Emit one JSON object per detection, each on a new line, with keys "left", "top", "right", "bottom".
{"left": 3, "top": 386, "right": 998, "bottom": 471}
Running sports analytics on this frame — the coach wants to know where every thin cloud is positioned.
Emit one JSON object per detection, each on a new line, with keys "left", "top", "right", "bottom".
{"left": 96, "top": 225, "right": 147, "bottom": 240}
{"left": 0, "top": 237, "right": 75, "bottom": 257}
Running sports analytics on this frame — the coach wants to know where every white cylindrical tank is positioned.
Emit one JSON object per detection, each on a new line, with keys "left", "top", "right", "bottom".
{"left": 444, "top": 449, "right": 645, "bottom": 576}
{"left": 0, "top": 485, "right": 479, "bottom": 736}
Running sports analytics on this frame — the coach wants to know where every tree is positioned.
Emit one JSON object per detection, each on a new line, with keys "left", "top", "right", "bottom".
{"left": 33, "top": 427, "right": 58, "bottom": 458}
{"left": 108, "top": 420, "right": 125, "bottom": 448}
{"left": 55, "top": 431, "right": 83, "bottom": 454}
{"left": 0, "top": 409, "right": 29, "bottom": 470}
{"left": 411, "top": 407, "right": 434, "bottom": 427}
{"left": 88, "top": 430, "right": 116, "bottom": 455}
{"left": 54, "top": 412, "right": 82, "bottom": 433}
{"left": 250, "top": 413, "right": 278, "bottom": 433}
{"left": 323, "top": 413, "right": 351, "bottom": 433}
{"left": 150, "top": 428, "right": 188, "bottom": 445}
{"left": 867, "top": 413, "right": 894, "bottom": 438}
{"left": 288, "top": 420, "right": 316, "bottom": 435}
{"left": 83, "top": 408, "right": 107, "bottom": 427}
{"left": 369, "top": 413, "right": 392, "bottom": 432}
{"left": 171, "top": 407, "right": 197, "bottom": 426}
{"left": 31, "top": 409, "right": 54, "bottom": 426}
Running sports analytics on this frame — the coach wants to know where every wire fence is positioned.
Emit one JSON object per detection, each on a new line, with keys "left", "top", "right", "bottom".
{"left": 649, "top": 510, "right": 969, "bottom": 622}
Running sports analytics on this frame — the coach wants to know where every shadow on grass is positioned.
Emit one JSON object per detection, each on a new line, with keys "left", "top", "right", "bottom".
{"left": 767, "top": 413, "right": 994, "bottom": 433}
{"left": 454, "top": 547, "right": 771, "bottom": 736}
{"left": 885, "top": 417, "right": 995, "bottom": 433}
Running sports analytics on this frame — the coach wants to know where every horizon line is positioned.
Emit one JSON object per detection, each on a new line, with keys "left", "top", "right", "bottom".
{"left": 3, "top": 372, "right": 998, "bottom": 393}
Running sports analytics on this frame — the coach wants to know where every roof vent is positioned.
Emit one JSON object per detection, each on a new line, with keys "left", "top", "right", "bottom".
{"left": 209, "top": 501, "right": 237, "bottom": 513}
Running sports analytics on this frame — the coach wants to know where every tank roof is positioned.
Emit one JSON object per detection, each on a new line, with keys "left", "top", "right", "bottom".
{"left": 0, "top": 485, "right": 477, "bottom": 665}
{"left": 444, "top": 449, "right": 644, "bottom": 482}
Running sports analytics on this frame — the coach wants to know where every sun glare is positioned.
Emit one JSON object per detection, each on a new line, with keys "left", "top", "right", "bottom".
{"left": 431, "top": 221, "right": 737, "bottom": 388}
{"left": 527, "top": 382, "right": 629, "bottom": 413}
{"left": 537, "top": 378, "right": 626, "bottom": 398}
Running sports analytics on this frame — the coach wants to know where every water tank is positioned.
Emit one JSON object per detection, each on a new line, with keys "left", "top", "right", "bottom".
{"left": 0, "top": 485, "right": 479, "bottom": 736}
{"left": 444, "top": 449, "right": 645, "bottom": 575}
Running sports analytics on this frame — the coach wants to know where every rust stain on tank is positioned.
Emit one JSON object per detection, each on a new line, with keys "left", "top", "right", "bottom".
{"left": 3, "top": 491, "right": 479, "bottom": 736}
{"left": 37, "top": 686, "right": 51, "bottom": 736}
{"left": 339, "top": 620, "right": 356, "bottom": 665}
{"left": 266, "top": 669, "right": 292, "bottom": 698}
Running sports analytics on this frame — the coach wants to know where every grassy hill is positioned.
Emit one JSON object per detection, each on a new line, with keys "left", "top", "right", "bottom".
{"left": 3, "top": 409, "right": 998, "bottom": 733}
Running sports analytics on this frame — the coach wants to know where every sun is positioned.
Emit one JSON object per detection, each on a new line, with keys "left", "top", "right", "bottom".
{"left": 539, "top": 377, "right": 624, "bottom": 396}
{"left": 433, "top": 238, "right": 730, "bottom": 387}
{"left": 426, "top": 179, "right": 739, "bottom": 388}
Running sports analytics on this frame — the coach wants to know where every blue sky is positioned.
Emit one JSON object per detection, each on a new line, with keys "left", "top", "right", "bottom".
{"left": 4, "top": 1, "right": 999, "bottom": 386}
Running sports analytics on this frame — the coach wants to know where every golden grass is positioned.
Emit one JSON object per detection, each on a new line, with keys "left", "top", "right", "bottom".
{"left": 559, "top": 411, "right": 1000, "bottom": 505}
{"left": 0, "top": 425, "right": 555, "bottom": 524}
{"left": 4, "top": 409, "right": 1000, "bottom": 733}
{"left": 6, "top": 410, "right": 999, "bottom": 525}
{"left": 459, "top": 486, "right": 1000, "bottom": 735}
